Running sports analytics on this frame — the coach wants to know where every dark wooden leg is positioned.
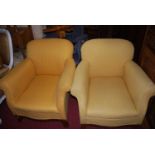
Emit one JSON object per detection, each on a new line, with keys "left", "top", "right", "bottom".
{"left": 81, "top": 124, "right": 86, "bottom": 129}
{"left": 141, "top": 117, "right": 150, "bottom": 129}
{"left": 0, "top": 118, "right": 2, "bottom": 125}
{"left": 145, "top": 96, "right": 155, "bottom": 128}
{"left": 17, "top": 116, "right": 24, "bottom": 122}
{"left": 62, "top": 121, "right": 68, "bottom": 128}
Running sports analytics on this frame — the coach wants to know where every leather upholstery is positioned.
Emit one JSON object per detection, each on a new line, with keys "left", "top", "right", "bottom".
{"left": 0, "top": 39, "right": 75, "bottom": 120}
{"left": 71, "top": 39, "right": 155, "bottom": 127}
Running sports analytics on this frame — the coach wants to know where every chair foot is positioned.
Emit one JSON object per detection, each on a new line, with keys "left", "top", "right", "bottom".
{"left": 81, "top": 124, "right": 86, "bottom": 129}
{"left": 141, "top": 117, "right": 150, "bottom": 129}
{"left": 62, "top": 121, "right": 68, "bottom": 128}
{"left": 17, "top": 116, "right": 24, "bottom": 122}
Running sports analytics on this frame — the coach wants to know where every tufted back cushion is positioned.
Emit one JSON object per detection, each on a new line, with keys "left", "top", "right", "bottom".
{"left": 81, "top": 39, "right": 134, "bottom": 77}
{"left": 27, "top": 39, "right": 73, "bottom": 75}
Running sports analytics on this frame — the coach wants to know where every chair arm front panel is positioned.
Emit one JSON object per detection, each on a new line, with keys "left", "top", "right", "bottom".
{"left": 71, "top": 61, "right": 89, "bottom": 123}
{"left": 57, "top": 58, "right": 75, "bottom": 118}
{"left": 0, "top": 59, "right": 35, "bottom": 105}
{"left": 124, "top": 61, "right": 155, "bottom": 119}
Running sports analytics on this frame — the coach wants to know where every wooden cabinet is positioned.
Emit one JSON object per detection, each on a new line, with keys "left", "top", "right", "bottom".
{"left": 140, "top": 26, "right": 155, "bottom": 83}
{"left": 140, "top": 26, "right": 155, "bottom": 128}
{"left": 84, "top": 25, "right": 146, "bottom": 62}
{"left": 6, "top": 26, "right": 34, "bottom": 49}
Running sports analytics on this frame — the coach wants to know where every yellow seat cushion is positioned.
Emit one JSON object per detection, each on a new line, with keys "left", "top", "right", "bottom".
{"left": 87, "top": 77, "right": 138, "bottom": 119}
{"left": 16, "top": 75, "right": 59, "bottom": 113}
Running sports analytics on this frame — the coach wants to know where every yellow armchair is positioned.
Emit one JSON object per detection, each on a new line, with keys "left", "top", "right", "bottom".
{"left": 0, "top": 39, "right": 75, "bottom": 121}
{"left": 71, "top": 39, "right": 155, "bottom": 127}
{"left": 71, "top": 61, "right": 89, "bottom": 123}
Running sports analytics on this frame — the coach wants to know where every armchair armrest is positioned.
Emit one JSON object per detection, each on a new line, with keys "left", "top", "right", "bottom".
{"left": 124, "top": 61, "right": 155, "bottom": 119}
{"left": 57, "top": 58, "right": 75, "bottom": 117}
{"left": 0, "top": 59, "right": 35, "bottom": 106}
{"left": 71, "top": 61, "right": 89, "bottom": 123}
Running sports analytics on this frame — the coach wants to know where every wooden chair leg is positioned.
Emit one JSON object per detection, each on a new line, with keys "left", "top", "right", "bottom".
{"left": 146, "top": 96, "right": 155, "bottom": 128}
{"left": 141, "top": 117, "right": 150, "bottom": 129}
{"left": 0, "top": 118, "right": 2, "bottom": 125}
{"left": 17, "top": 116, "right": 24, "bottom": 122}
{"left": 81, "top": 124, "right": 86, "bottom": 129}
{"left": 62, "top": 121, "right": 68, "bottom": 128}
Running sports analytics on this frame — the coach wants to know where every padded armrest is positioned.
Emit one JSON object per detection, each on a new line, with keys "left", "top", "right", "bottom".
{"left": 124, "top": 61, "right": 155, "bottom": 118}
{"left": 71, "top": 61, "right": 89, "bottom": 122}
{"left": 0, "top": 59, "right": 35, "bottom": 105}
{"left": 57, "top": 58, "right": 75, "bottom": 116}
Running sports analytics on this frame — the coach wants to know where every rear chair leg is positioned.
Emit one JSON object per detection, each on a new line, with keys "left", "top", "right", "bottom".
{"left": 17, "top": 116, "right": 24, "bottom": 122}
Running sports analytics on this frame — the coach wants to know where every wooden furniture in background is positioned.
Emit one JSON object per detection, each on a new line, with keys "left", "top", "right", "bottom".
{"left": 6, "top": 26, "right": 34, "bottom": 49}
{"left": 84, "top": 25, "right": 147, "bottom": 62}
{"left": 139, "top": 26, "right": 155, "bottom": 128}
{"left": 43, "top": 25, "right": 72, "bottom": 38}
{"left": 139, "top": 26, "right": 155, "bottom": 83}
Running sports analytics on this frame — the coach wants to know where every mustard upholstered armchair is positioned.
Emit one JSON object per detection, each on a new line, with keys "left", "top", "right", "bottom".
{"left": 0, "top": 39, "right": 75, "bottom": 122}
{"left": 71, "top": 39, "right": 155, "bottom": 127}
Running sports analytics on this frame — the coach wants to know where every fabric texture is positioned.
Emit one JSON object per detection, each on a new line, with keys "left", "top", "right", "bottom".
{"left": 71, "top": 39, "right": 155, "bottom": 126}
{"left": 0, "top": 38, "right": 75, "bottom": 120}
{"left": 81, "top": 39, "right": 134, "bottom": 77}
{"left": 71, "top": 61, "right": 89, "bottom": 123}
{"left": 27, "top": 39, "right": 73, "bottom": 75}
{"left": 87, "top": 77, "right": 137, "bottom": 118}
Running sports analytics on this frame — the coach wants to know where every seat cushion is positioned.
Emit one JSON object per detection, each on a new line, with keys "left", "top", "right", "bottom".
{"left": 87, "top": 77, "right": 138, "bottom": 119}
{"left": 16, "top": 75, "right": 59, "bottom": 113}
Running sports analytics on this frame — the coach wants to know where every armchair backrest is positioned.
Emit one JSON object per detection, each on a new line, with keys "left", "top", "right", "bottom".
{"left": 27, "top": 39, "right": 73, "bottom": 75}
{"left": 81, "top": 39, "right": 134, "bottom": 77}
